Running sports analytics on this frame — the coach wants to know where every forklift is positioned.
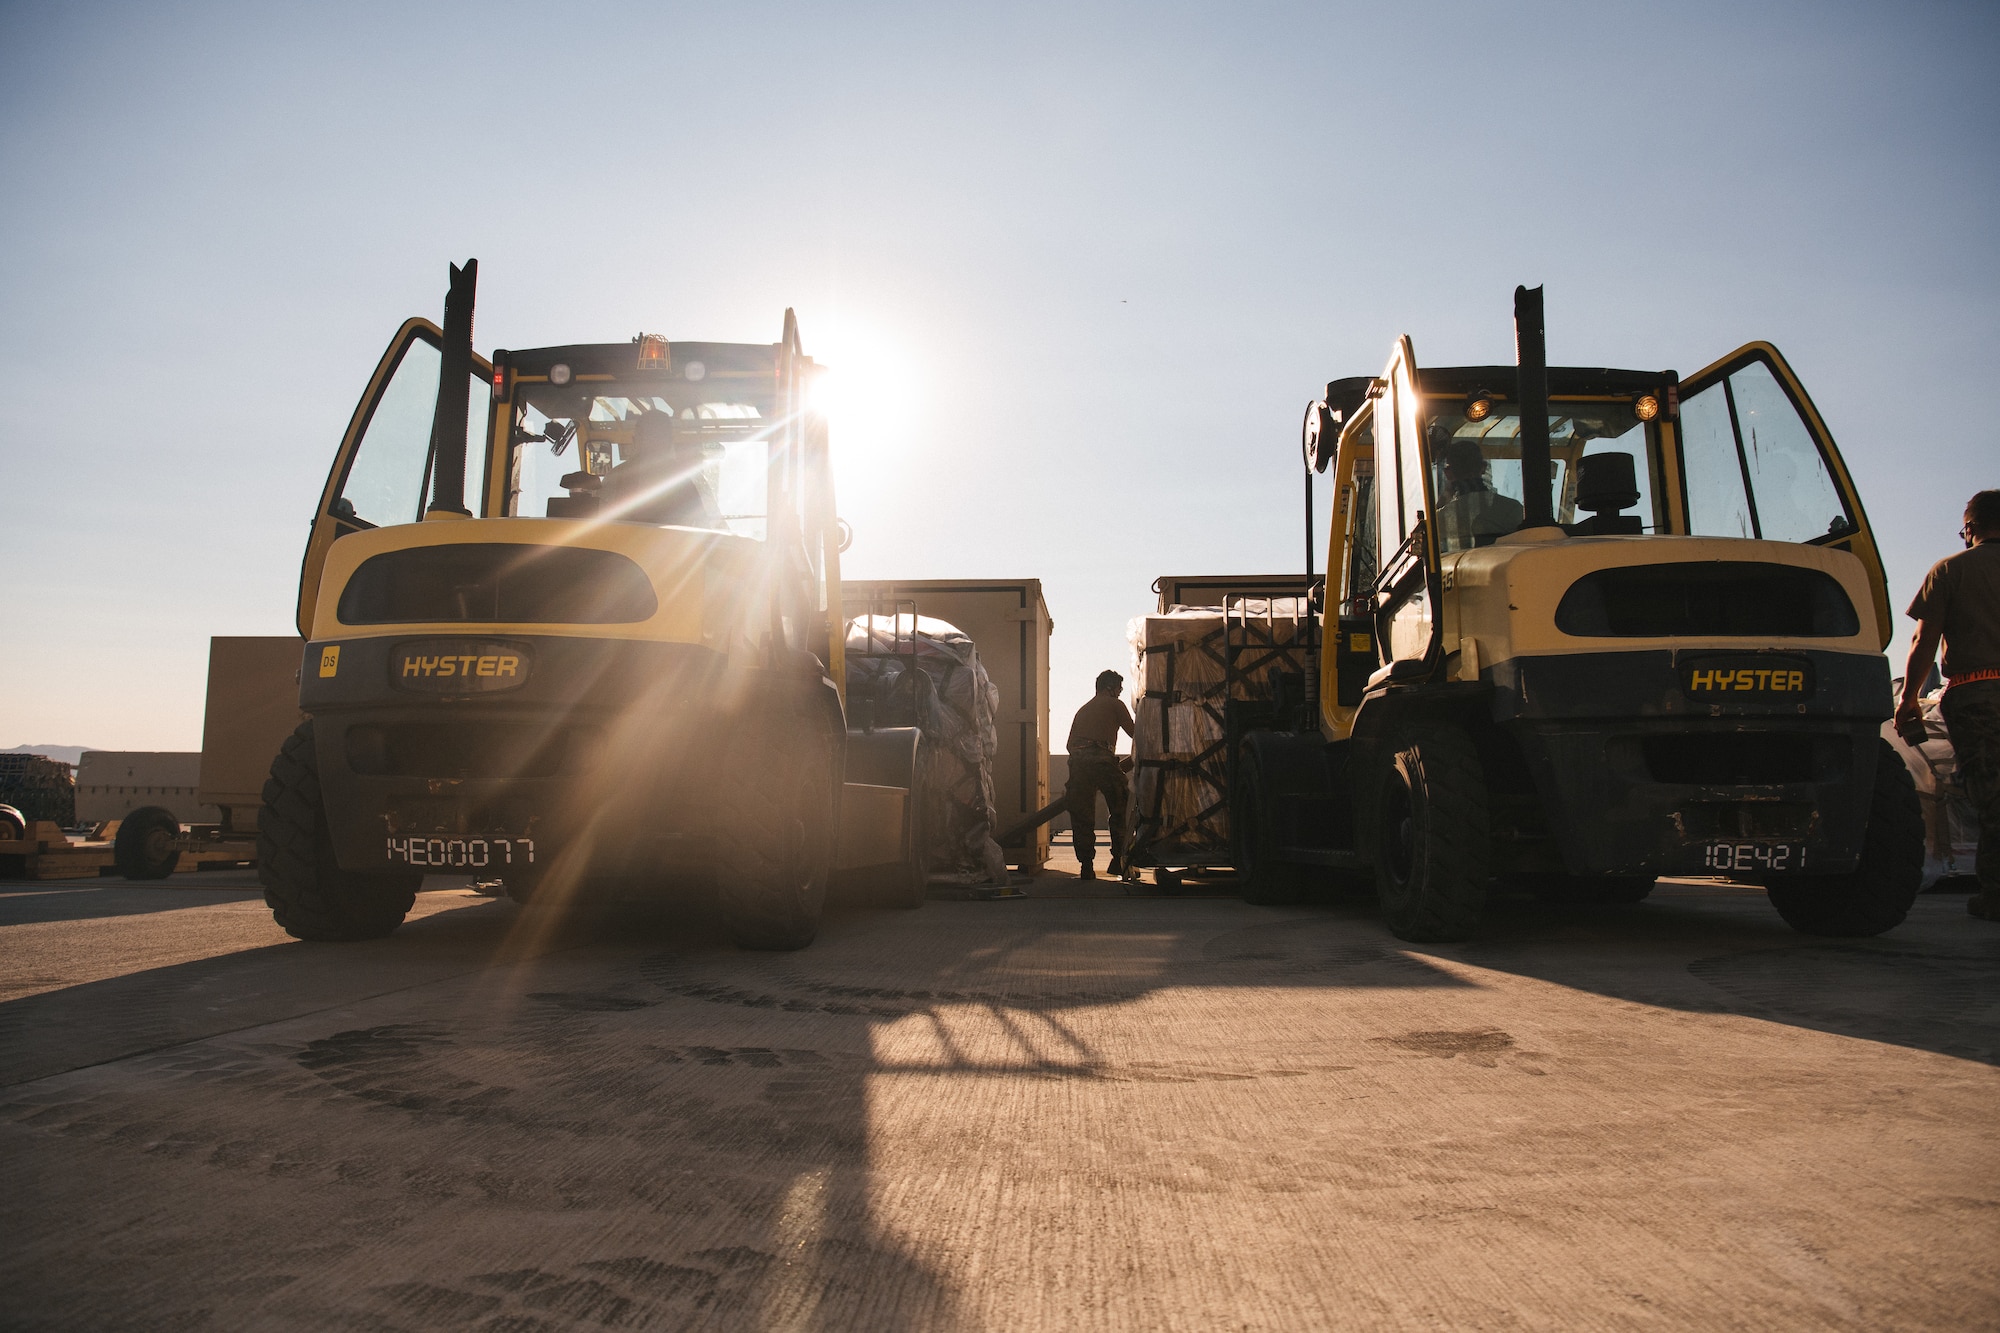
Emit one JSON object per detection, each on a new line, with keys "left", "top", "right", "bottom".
{"left": 1233, "top": 287, "right": 1921, "bottom": 941}
{"left": 261, "top": 261, "right": 923, "bottom": 947}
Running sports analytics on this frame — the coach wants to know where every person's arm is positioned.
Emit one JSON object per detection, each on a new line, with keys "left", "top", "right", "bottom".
{"left": 1895, "top": 618, "right": 1944, "bottom": 745}
{"left": 1117, "top": 699, "right": 1136, "bottom": 739}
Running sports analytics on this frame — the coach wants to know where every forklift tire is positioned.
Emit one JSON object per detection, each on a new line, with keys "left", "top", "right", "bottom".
{"left": 717, "top": 710, "right": 836, "bottom": 950}
{"left": 113, "top": 806, "right": 181, "bottom": 880}
{"left": 502, "top": 871, "right": 541, "bottom": 906}
{"left": 1766, "top": 739, "right": 1923, "bottom": 938}
{"left": 1234, "top": 752, "right": 1309, "bottom": 905}
{"left": 257, "top": 722, "right": 420, "bottom": 942}
{"left": 1370, "top": 717, "right": 1491, "bottom": 942}
{"left": 0, "top": 804, "right": 27, "bottom": 841}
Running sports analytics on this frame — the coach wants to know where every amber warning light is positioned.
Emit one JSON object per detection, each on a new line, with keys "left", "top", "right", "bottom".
{"left": 637, "top": 334, "right": 670, "bottom": 370}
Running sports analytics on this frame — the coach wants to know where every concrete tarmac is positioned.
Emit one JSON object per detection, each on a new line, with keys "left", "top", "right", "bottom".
{"left": 1, "top": 863, "right": 1996, "bottom": 1330}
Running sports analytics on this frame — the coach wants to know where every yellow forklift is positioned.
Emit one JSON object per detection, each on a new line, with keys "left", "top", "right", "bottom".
{"left": 1234, "top": 287, "right": 1921, "bottom": 941}
{"left": 261, "top": 261, "right": 922, "bottom": 946}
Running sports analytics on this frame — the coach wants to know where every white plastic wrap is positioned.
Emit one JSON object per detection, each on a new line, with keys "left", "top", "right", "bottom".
{"left": 1883, "top": 691, "right": 1982, "bottom": 889}
{"left": 845, "top": 614, "right": 1009, "bottom": 885}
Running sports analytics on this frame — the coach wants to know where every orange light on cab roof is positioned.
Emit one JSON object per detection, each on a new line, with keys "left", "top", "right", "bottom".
{"left": 1635, "top": 394, "right": 1660, "bottom": 421}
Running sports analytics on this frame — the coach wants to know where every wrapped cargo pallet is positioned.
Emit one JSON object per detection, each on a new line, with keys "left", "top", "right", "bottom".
{"left": 0, "top": 754, "right": 76, "bottom": 829}
{"left": 1883, "top": 690, "right": 1983, "bottom": 889}
{"left": 841, "top": 580, "right": 1053, "bottom": 870}
{"left": 1126, "top": 596, "right": 1317, "bottom": 870}
{"left": 845, "top": 614, "right": 1010, "bottom": 886}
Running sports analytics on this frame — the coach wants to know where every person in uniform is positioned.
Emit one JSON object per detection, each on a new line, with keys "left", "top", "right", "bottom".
{"left": 1065, "top": 669, "right": 1135, "bottom": 881}
{"left": 1433, "top": 437, "right": 1525, "bottom": 551}
{"left": 1897, "top": 489, "right": 2000, "bottom": 920}
{"left": 602, "top": 408, "right": 723, "bottom": 528}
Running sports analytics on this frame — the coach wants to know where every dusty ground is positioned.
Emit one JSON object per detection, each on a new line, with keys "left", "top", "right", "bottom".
{"left": 1, "top": 854, "right": 1996, "bottom": 1331}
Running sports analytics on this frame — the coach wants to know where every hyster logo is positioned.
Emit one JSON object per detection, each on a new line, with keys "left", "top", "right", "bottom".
{"left": 401, "top": 654, "right": 521, "bottom": 679}
{"left": 1688, "top": 668, "right": 1807, "bottom": 693}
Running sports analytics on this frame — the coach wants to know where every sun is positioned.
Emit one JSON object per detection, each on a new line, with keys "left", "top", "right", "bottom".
{"left": 808, "top": 323, "right": 917, "bottom": 446}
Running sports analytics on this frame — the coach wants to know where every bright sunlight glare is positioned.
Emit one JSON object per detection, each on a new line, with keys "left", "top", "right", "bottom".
{"left": 808, "top": 324, "right": 919, "bottom": 450}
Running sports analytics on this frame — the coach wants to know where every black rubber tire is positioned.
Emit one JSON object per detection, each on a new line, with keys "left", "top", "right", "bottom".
{"left": 1766, "top": 738, "right": 1923, "bottom": 937}
{"left": 0, "top": 804, "right": 27, "bottom": 841}
{"left": 1235, "top": 752, "right": 1309, "bottom": 905}
{"left": 257, "top": 722, "right": 420, "bottom": 942}
{"left": 113, "top": 805, "right": 181, "bottom": 880}
{"left": 1369, "top": 717, "right": 1491, "bottom": 942}
{"left": 715, "top": 708, "right": 836, "bottom": 950}
{"left": 1539, "top": 875, "right": 1655, "bottom": 905}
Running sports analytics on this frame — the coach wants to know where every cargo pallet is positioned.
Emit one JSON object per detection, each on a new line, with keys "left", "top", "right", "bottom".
{"left": 1127, "top": 595, "right": 1318, "bottom": 884}
{"left": 0, "top": 820, "right": 257, "bottom": 882}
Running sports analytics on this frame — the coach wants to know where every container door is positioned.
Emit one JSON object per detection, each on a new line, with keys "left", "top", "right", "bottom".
{"left": 295, "top": 318, "right": 492, "bottom": 636}
{"left": 1676, "top": 342, "right": 1890, "bottom": 645}
{"left": 1372, "top": 337, "right": 1441, "bottom": 675}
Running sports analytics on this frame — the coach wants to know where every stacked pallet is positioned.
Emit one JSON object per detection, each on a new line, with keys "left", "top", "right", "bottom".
{"left": 1126, "top": 597, "right": 1316, "bottom": 869}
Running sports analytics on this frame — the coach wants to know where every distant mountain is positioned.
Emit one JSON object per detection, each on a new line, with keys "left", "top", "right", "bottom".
{"left": 3, "top": 745, "right": 97, "bottom": 767}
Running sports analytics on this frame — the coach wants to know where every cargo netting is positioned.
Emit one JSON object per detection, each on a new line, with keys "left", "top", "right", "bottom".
{"left": 0, "top": 753, "right": 76, "bottom": 827}
{"left": 1126, "top": 596, "right": 1318, "bottom": 869}
{"left": 844, "top": 614, "right": 1010, "bottom": 886}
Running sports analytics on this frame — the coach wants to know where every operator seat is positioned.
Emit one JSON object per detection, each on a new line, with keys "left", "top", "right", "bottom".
{"left": 1568, "top": 452, "right": 1645, "bottom": 535}
{"left": 600, "top": 411, "right": 724, "bottom": 528}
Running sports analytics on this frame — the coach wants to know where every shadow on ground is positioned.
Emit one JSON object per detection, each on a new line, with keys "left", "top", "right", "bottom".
{"left": 0, "top": 871, "right": 1993, "bottom": 1328}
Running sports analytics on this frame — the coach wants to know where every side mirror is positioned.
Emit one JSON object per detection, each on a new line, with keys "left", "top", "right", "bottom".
{"left": 1302, "top": 401, "right": 1340, "bottom": 474}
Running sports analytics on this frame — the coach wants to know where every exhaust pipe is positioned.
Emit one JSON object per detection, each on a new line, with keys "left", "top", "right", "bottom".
{"left": 1514, "top": 284, "right": 1552, "bottom": 529}
{"left": 425, "top": 258, "right": 478, "bottom": 519}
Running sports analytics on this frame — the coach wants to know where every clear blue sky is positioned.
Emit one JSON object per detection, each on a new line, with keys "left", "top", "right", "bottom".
{"left": 3, "top": 0, "right": 1995, "bottom": 751}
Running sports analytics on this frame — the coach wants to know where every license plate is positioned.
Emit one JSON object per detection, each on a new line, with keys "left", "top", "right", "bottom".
{"left": 1701, "top": 841, "right": 1804, "bottom": 873}
{"left": 385, "top": 835, "right": 537, "bottom": 869}
{"left": 1681, "top": 653, "right": 1813, "bottom": 700}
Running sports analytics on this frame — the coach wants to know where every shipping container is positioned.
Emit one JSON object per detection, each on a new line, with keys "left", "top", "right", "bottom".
{"left": 75, "top": 752, "right": 216, "bottom": 825}
{"left": 198, "top": 637, "right": 308, "bottom": 834}
{"left": 842, "top": 580, "right": 1052, "bottom": 870}
{"left": 1153, "top": 573, "right": 1315, "bottom": 613}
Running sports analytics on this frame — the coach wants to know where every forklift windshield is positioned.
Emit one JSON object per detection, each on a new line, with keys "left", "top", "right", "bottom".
{"left": 510, "top": 382, "right": 772, "bottom": 539}
{"left": 1423, "top": 398, "right": 1653, "bottom": 552}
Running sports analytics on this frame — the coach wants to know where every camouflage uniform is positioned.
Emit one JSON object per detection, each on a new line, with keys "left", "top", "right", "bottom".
{"left": 1065, "top": 742, "right": 1128, "bottom": 871}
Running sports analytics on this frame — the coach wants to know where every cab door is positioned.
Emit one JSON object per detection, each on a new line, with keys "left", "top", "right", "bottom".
{"left": 1674, "top": 342, "right": 1891, "bottom": 646}
{"left": 296, "top": 319, "right": 493, "bottom": 635}
{"left": 1372, "top": 337, "right": 1442, "bottom": 678}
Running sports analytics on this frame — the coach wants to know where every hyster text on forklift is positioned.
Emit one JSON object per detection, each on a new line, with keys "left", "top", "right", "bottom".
{"left": 261, "top": 261, "right": 924, "bottom": 947}
{"left": 1232, "top": 286, "right": 1921, "bottom": 942}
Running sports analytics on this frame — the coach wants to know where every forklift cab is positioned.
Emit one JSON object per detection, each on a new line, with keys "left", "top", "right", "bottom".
{"left": 1315, "top": 336, "right": 1892, "bottom": 737}
{"left": 295, "top": 311, "right": 846, "bottom": 689}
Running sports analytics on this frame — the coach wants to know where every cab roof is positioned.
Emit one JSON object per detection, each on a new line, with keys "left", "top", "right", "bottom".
{"left": 1324, "top": 365, "right": 1673, "bottom": 427}
{"left": 496, "top": 340, "right": 792, "bottom": 383}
